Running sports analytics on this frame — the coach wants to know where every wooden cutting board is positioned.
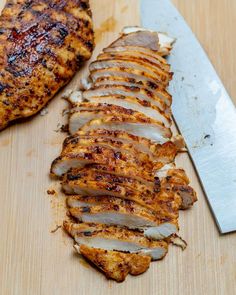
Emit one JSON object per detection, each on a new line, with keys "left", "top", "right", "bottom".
{"left": 0, "top": 1, "right": 236, "bottom": 294}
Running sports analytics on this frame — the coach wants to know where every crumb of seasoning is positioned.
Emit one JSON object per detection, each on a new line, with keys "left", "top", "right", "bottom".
{"left": 54, "top": 123, "right": 69, "bottom": 133}
{"left": 50, "top": 225, "right": 62, "bottom": 233}
{"left": 204, "top": 134, "right": 210, "bottom": 139}
{"left": 60, "top": 124, "right": 69, "bottom": 133}
{"left": 47, "top": 189, "right": 56, "bottom": 195}
{"left": 181, "top": 76, "right": 184, "bottom": 81}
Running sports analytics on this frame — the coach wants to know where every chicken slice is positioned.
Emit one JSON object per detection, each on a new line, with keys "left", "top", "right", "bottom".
{"left": 61, "top": 167, "right": 155, "bottom": 203}
{"left": 108, "top": 29, "right": 160, "bottom": 51}
{"left": 67, "top": 195, "right": 179, "bottom": 239}
{"left": 75, "top": 244, "right": 151, "bottom": 282}
{"left": 60, "top": 133, "right": 152, "bottom": 162}
{"left": 91, "top": 74, "right": 172, "bottom": 106}
{"left": 64, "top": 222, "right": 168, "bottom": 260}
{"left": 73, "top": 129, "right": 180, "bottom": 160}
{"left": 89, "top": 67, "right": 168, "bottom": 91}
{"left": 62, "top": 168, "right": 182, "bottom": 213}
{"left": 79, "top": 163, "right": 159, "bottom": 187}
{"left": 97, "top": 52, "right": 170, "bottom": 78}
{"left": 51, "top": 144, "right": 155, "bottom": 183}
{"left": 63, "top": 166, "right": 194, "bottom": 211}
{"left": 79, "top": 95, "right": 171, "bottom": 128}
{"left": 62, "top": 167, "right": 155, "bottom": 194}
{"left": 79, "top": 115, "right": 171, "bottom": 142}
{"left": 103, "top": 46, "right": 170, "bottom": 71}
{"left": 60, "top": 130, "right": 178, "bottom": 165}
{"left": 89, "top": 60, "right": 171, "bottom": 86}
{"left": 83, "top": 85, "right": 170, "bottom": 110}
{"left": 121, "top": 26, "right": 175, "bottom": 56}
{"left": 52, "top": 157, "right": 154, "bottom": 185}
{"left": 54, "top": 135, "right": 160, "bottom": 173}
{"left": 69, "top": 103, "right": 171, "bottom": 138}
{"left": 156, "top": 164, "right": 198, "bottom": 209}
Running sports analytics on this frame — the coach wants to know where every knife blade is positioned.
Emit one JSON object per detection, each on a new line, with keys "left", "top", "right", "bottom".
{"left": 141, "top": 0, "right": 236, "bottom": 233}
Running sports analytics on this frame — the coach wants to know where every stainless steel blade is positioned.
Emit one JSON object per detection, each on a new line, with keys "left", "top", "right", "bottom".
{"left": 141, "top": 0, "right": 236, "bottom": 233}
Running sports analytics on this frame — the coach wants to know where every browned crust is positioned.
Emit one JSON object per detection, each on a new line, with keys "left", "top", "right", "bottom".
{"left": 78, "top": 244, "right": 151, "bottom": 282}
{"left": 0, "top": 0, "right": 94, "bottom": 130}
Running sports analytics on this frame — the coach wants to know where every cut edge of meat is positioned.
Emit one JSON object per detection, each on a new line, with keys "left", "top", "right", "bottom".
{"left": 75, "top": 244, "right": 151, "bottom": 282}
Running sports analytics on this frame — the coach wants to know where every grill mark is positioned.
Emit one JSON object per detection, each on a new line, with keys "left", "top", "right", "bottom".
{"left": 0, "top": 83, "right": 8, "bottom": 94}
{"left": 67, "top": 172, "right": 82, "bottom": 181}
{"left": 5, "top": 5, "right": 93, "bottom": 77}
{"left": 0, "top": 1, "right": 94, "bottom": 129}
{"left": 6, "top": 20, "right": 71, "bottom": 77}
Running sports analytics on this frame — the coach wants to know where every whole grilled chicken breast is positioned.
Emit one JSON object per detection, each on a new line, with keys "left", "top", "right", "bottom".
{"left": 0, "top": 0, "right": 94, "bottom": 130}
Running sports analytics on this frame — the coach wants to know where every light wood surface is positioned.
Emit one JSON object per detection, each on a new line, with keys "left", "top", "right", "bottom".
{"left": 0, "top": 1, "right": 236, "bottom": 294}
{"left": 172, "top": 0, "right": 236, "bottom": 105}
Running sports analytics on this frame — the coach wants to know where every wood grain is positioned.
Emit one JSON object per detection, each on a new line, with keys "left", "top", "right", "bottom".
{"left": 0, "top": 1, "right": 236, "bottom": 294}
{"left": 172, "top": 0, "right": 236, "bottom": 105}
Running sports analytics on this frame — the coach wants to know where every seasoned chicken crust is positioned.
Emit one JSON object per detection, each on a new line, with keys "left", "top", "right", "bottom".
{"left": 0, "top": 0, "right": 94, "bottom": 130}
{"left": 51, "top": 26, "right": 197, "bottom": 282}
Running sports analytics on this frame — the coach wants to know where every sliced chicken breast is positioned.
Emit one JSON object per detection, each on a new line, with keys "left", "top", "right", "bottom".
{"left": 67, "top": 195, "right": 178, "bottom": 239}
{"left": 108, "top": 29, "right": 160, "bottom": 51}
{"left": 79, "top": 163, "right": 159, "bottom": 185}
{"left": 60, "top": 134, "right": 152, "bottom": 163}
{"left": 90, "top": 68, "right": 168, "bottom": 92}
{"left": 120, "top": 26, "right": 175, "bottom": 56}
{"left": 49, "top": 26, "right": 196, "bottom": 282}
{"left": 52, "top": 155, "right": 154, "bottom": 184}
{"left": 79, "top": 96, "right": 171, "bottom": 128}
{"left": 62, "top": 168, "right": 157, "bottom": 208}
{"left": 91, "top": 75, "right": 172, "bottom": 105}
{"left": 63, "top": 167, "right": 155, "bottom": 194}
{"left": 89, "top": 60, "right": 171, "bottom": 86}
{"left": 69, "top": 103, "right": 171, "bottom": 138}
{"left": 156, "top": 164, "right": 198, "bottom": 209}
{"left": 51, "top": 142, "right": 156, "bottom": 181}
{"left": 103, "top": 46, "right": 170, "bottom": 71}
{"left": 79, "top": 116, "right": 171, "bottom": 143}
{"left": 62, "top": 168, "right": 181, "bottom": 213}
{"left": 62, "top": 131, "right": 178, "bottom": 165}
{"left": 76, "top": 244, "right": 151, "bottom": 282}
{"left": 64, "top": 222, "right": 168, "bottom": 260}
{"left": 73, "top": 129, "right": 174, "bottom": 158}
{"left": 83, "top": 85, "right": 170, "bottom": 110}
{"left": 97, "top": 52, "right": 170, "bottom": 78}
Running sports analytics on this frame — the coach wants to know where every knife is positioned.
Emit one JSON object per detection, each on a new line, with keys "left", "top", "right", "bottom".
{"left": 141, "top": 0, "right": 236, "bottom": 234}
